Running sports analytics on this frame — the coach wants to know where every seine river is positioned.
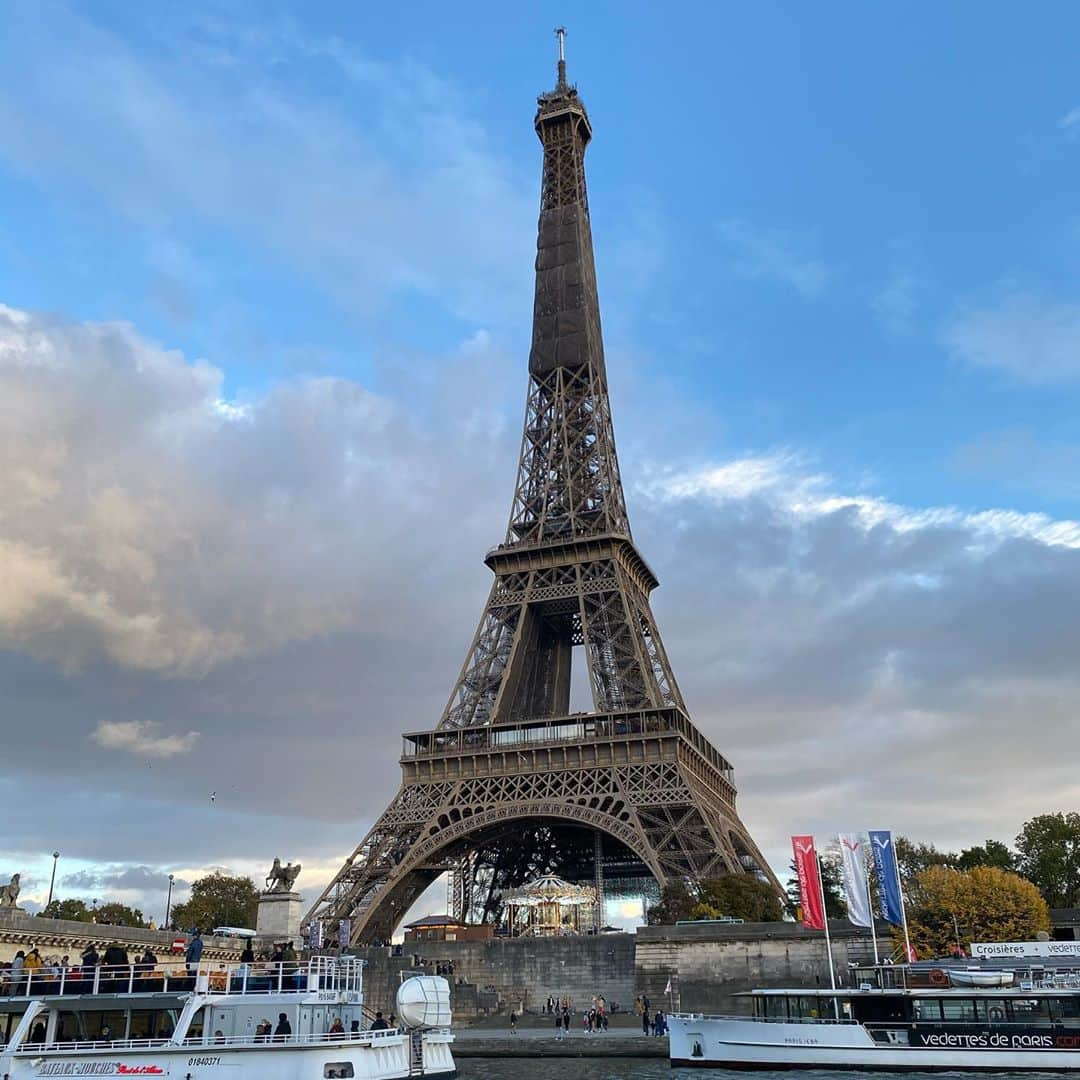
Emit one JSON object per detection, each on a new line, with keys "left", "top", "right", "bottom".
{"left": 461, "top": 1068, "right": 1015, "bottom": 1080}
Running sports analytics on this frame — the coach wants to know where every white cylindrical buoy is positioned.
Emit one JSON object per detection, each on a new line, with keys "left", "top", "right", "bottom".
{"left": 395, "top": 975, "right": 452, "bottom": 1029}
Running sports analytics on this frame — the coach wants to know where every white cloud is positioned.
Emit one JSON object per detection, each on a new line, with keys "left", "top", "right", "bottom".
{"left": 943, "top": 292, "right": 1080, "bottom": 382}
{"left": 1060, "top": 106, "right": 1080, "bottom": 136}
{"left": 0, "top": 7, "right": 534, "bottom": 324}
{"left": 4, "top": 302, "right": 1080, "bottom": 893}
{"left": 872, "top": 271, "right": 916, "bottom": 335}
{"left": 92, "top": 721, "right": 200, "bottom": 758}
{"left": 715, "top": 219, "right": 828, "bottom": 296}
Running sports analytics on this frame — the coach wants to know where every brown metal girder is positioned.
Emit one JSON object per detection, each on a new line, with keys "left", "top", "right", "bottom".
{"left": 486, "top": 533, "right": 658, "bottom": 594}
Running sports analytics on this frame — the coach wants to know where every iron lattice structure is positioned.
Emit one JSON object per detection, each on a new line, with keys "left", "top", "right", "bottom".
{"left": 305, "top": 42, "right": 780, "bottom": 947}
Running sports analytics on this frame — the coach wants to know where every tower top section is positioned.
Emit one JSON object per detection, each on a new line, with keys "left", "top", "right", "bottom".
{"left": 536, "top": 26, "right": 591, "bottom": 143}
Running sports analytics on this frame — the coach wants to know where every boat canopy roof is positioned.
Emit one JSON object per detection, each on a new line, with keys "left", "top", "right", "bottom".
{"left": 747, "top": 986, "right": 1080, "bottom": 997}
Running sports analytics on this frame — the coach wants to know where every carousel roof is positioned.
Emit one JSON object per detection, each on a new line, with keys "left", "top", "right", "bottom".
{"left": 502, "top": 874, "right": 598, "bottom": 908}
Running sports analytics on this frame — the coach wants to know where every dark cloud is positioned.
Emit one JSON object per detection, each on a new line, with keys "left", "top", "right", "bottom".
{"left": 3, "top": 304, "right": 1080, "bottom": 893}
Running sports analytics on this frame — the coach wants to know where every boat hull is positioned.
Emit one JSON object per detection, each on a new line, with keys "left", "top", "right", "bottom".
{"left": 669, "top": 1015, "right": 1080, "bottom": 1072}
{"left": 0, "top": 1034, "right": 456, "bottom": 1080}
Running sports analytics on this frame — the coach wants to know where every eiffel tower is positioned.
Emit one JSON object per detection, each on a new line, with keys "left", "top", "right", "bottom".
{"left": 305, "top": 31, "right": 780, "bottom": 947}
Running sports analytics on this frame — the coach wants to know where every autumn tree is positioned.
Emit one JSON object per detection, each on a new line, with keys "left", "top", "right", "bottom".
{"left": 170, "top": 873, "right": 258, "bottom": 931}
{"left": 905, "top": 865, "right": 1050, "bottom": 959}
{"left": 1015, "top": 812, "right": 1080, "bottom": 908}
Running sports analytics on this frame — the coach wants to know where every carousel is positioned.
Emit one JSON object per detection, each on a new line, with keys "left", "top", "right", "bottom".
{"left": 501, "top": 874, "right": 598, "bottom": 936}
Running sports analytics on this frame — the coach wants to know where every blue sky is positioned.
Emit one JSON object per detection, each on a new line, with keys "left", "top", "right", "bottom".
{"left": 4, "top": 2, "right": 1080, "bottom": 921}
{"left": 6, "top": 2, "right": 1080, "bottom": 515}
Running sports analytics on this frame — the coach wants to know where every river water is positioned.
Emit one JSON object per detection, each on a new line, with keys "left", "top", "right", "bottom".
{"left": 462, "top": 1068, "right": 1020, "bottom": 1080}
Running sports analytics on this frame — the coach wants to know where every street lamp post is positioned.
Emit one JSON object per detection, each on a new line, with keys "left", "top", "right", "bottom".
{"left": 46, "top": 851, "right": 60, "bottom": 910}
{"left": 164, "top": 874, "right": 175, "bottom": 929}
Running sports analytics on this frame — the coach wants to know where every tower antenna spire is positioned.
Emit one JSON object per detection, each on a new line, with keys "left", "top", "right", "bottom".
{"left": 554, "top": 25, "right": 567, "bottom": 90}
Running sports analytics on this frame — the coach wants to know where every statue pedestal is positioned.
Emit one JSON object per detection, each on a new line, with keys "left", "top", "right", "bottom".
{"left": 256, "top": 891, "right": 302, "bottom": 945}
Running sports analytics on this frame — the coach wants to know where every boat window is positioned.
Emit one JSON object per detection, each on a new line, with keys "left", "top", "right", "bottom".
{"left": 941, "top": 998, "right": 977, "bottom": 1023}
{"left": 185, "top": 1006, "right": 207, "bottom": 1043}
{"left": 324, "top": 1065, "right": 354, "bottom": 1079}
{"left": 788, "top": 996, "right": 824, "bottom": 1020}
{"left": 759, "top": 996, "right": 787, "bottom": 1020}
{"left": 911, "top": 998, "right": 942, "bottom": 1022}
{"left": 1051, "top": 997, "right": 1080, "bottom": 1025}
{"left": 1010, "top": 998, "right": 1051, "bottom": 1026}
{"left": 84, "top": 1010, "right": 128, "bottom": 1042}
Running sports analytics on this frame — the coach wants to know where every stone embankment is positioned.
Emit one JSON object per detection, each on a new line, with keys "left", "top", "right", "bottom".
{"left": 355, "top": 919, "right": 881, "bottom": 1019}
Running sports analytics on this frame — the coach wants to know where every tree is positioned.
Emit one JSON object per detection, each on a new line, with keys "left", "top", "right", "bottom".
{"left": 787, "top": 856, "right": 846, "bottom": 919}
{"left": 170, "top": 873, "right": 259, "bottom": 931}
{"left": 1015, "top": 812, "right": 1080, "bottom": 908}
{"left": 648, "top": 876, "right": 785, "bottom": 925}
{"left": 647, "top": 880, "right": 695, "bottom": 925}
{"left": 894, "top": 837, "right": 958, "bottom": 897}
{"left": 39, "top": 898, "right": 92, "bottom": 922}
{"left": 958, "top": 839, "right": 1015, "bottom": 874}
{"left": 905, "top": 865, "right": 1049, "bottom": 959}
{"left": 694, "top": 875, "right": 784, "bottom": 923}
{"left": 95, "top": 901, "right": 146, "bottom": 927}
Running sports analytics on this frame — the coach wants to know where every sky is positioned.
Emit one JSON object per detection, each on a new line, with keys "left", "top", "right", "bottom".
{"left": 3, "top": 0, "right": 1080, "bottom": 928}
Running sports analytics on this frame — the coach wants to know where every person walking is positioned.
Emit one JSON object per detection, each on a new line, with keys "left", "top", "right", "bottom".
{"left": 642, "top": 1003, "right": 651, "bottom": 1035}
{"left": 554, "top": 1005, "right": 563, "bottom": 1039}
{"left": 509, "top": 1010, "right": 517, "bottom": 1035}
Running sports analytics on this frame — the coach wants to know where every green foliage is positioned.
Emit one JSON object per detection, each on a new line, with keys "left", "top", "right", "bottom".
{"left": 1015, "top": 813, "right": 1080, "bottom": 908}
{"left": 39, "top": 898, "right": 92, "bottom": 922}
{"left": 905, "top": 865, "right": 1050, "bottom": 959}
{"left": 894, "top": 837, "right": 959, "bottom": 896}
{"left": 647, "top": 880, "right": 695, "bottom": 925}
{"left": 786, "top": 856, "right": 846, "bottom": 919}
{"left": 170, "top": 872, "right": 258, "bottom": 931}
{"left": 692, "top": 875, "right": 784, "bottom": 923}
{"left": 958, "top": 839, "right": 1016, "bottom": 874}
{"left": 648, "top": 875, "right": 784, "bottom": 925}
{"left": 94, "top": 901, "right": 146, "bottom": 927}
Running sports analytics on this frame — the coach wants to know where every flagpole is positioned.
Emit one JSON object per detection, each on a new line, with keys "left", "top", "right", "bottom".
{"left": 816, "top": 850, "right": 839, "bottom": 1017}
{"left": 896, "top": 861, "right": 914, "bottom": 964}
{"left": 863, "top": 848, "right": 880, "bottom": 965}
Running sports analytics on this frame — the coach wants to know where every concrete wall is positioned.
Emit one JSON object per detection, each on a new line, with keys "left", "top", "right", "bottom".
{"left": 636, "top": 920, "right": 880, "bottom": 1015}
{"left": 355, "top": 933, "right": 636, "bottom": 1018}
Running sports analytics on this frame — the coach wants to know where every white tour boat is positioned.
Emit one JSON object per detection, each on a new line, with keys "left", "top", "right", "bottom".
{"left": 0, "top": 955, "right": 455, "bottom": 1079}
{"left": 669, "top": 963, "right": 1080, "bottom": 1071}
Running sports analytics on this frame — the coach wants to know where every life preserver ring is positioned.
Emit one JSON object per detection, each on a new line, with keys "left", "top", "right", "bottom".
{"left": 989, "top": 1006, "right": 1005, "bottom": 1022}
{"left": 929, "top": 968, "right": 949, "bottom": 987}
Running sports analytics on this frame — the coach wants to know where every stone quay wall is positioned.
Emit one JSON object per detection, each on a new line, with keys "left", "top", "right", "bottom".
{"left": 355, "top": 933, "right": 637, "bottom": 1019}
{"left": 0, "top": 908, "right": 243, "bottom": 964}
{"left": 356, "top": 921, "right": 879, "bottom": 1022}
{"left": 636, "top": 920, "right": 881, "bottom": 1015}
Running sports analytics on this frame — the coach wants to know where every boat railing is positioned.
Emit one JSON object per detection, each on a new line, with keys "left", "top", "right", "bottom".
{"left": 13, "top": 1029, "right": 404, "bottom": 1054}
{"left": 671, "top": 1012, "right": 859, "bottom": 1025}
{"left": 0, "top": 955, "right": 364, "bottom": 999}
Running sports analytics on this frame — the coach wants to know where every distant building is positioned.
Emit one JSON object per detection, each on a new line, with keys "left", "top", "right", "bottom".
{"left": 402, "top": 916, "right": 492, "bottom": 944}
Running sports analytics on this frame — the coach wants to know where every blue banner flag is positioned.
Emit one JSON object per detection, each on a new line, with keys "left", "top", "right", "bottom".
{"left": 869, "top": 829, "right": 904, "bottom": 926}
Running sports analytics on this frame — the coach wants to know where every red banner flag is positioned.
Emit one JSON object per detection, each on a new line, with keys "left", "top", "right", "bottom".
{"left": 792, "top": 835, "right": 826, "bottom": 931}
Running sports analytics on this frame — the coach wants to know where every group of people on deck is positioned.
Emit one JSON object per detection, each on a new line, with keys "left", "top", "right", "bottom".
{"left": 0, "top": 943, "right": 163, "bottom": 995}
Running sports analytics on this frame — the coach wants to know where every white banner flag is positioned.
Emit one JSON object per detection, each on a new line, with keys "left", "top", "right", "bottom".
{"left": 838, "top": 833, "right": 873, "bottom": 928}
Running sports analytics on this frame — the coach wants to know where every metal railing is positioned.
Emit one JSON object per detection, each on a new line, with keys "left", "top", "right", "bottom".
{"left": 0, "top": 956, "right": 364, "bottom": 999}
{"left": 14, "top": 1029, "right": 405, "bottom": 1054}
